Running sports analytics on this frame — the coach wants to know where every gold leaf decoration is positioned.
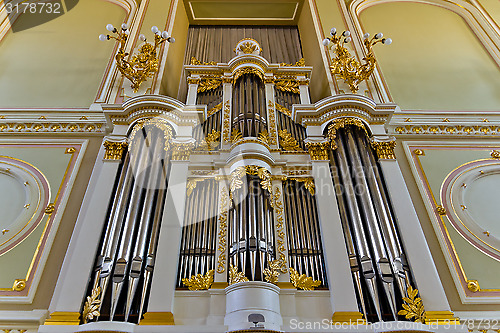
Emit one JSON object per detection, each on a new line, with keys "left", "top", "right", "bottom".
{"left": 230, "top": 128, "right": 243, "bottom": 144}
{"left": 280, "top": 58, "right": 305, "bottom": 67}
{"left": 197, "top": 129, "right": 221, "bottom": 151}
{"left": 275, "top": 79, "right": 300, "bottom": 94}
{"left": 44, "top": 203, "right": 55, "bottom": 215}
{"left": 278, "top": 130, "right": 302, "bottom": 151}
{"left": 398, "top": 283, "right": 425, "bottom": 323}
{"left": 229, "top": 264, "right": 249, "bottom": 285}
{"left": 182, "top": 270, "right": 215, "bottom": 290}
{"left": 207, "top": 102, "right": 222, "bottom": 117}
{"left": 240, "top": 42, "right": 257, "bottom": 54}
{"left": 289, "top": 267, "right": 321, "bottom": 290}
{"left": 327, "top": 117, "right": 368, "bottom": 150}
{"left": 258, "top": 130, "right": 270, "bottom": 145}
{"left": 264, "top": 259, "right": 282, "bottom": 284}
{"left": 275, "top": 103, "right": 292, "bottom": 117}
{"left": 198, "top": 78, "right": 222, "bottom": 93}
{"left": 491, "top": 150, "right": 500, "bottom": 159}
{"left": 289, "top": 177, "right": 315, "bottom": 196}
{"left": 82, "top": 285, "right": 101, "bottom": 324}
{"left": 190, "top": 57, "right": 217, "bottom": 66}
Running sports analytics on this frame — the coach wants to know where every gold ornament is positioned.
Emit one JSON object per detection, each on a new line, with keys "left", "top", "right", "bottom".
{"left": 289, "top": 267, "right": 321, "bottom": 290}
{"left": 229, "top": 264, "right": 249, "bottom": 285}
{"left": 467, "top": 280, "right": 480, "bottom": 292}
{"left": 230, "top": 128, "right": 243, "bottom": 144}
{"left": 371, "top": 140, "right": 396, "bottom": 160}
{"left": 327, "top": 117, "right": 368, "bottom": 150}
{"left": 12, "top": 279, "right": 26, "bottom": 291}
{"left": 305, "top": 141, "right": 329, "bottom": 161}
{"left": 182, "top": 270, "right": 215, "bottom": 290}
{"left": 436, "top": 205, "right": 446, "bottom": 216}
{"left": 279, "top": 129, "right": 302, "bottom": 151}
{"left": 190, "top": 57, "right": 217, "bottom": 66}
{"left": 217, "top": 187, "right": 229, "bottom": 274}
{"left": 398, "top": 283, "right": 426, "bottom": 323}
{"left": 491, "top": 150, "right": 500, "bottom": 159}
{"left": 82, "top": 285, "right": 101, "bottom": 324}
{"left": 280, "top": 58, "right": 305, "bottom": 67}
{"left": 264, "top": 260, "right": 282, "bottom": 284}
{"left": 103, "top": 141, "right": 128, "bottom": 161}
{"left": 258, "top": 130, "right": 271, "bottom": 145}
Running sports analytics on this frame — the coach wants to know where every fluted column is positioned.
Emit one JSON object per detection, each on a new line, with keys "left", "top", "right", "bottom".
{"left": 43, "top": 136, "right": 128, "bottom": 326}
{"left": 140, "top": 140, "right": 194, "bottom": 325}
{"left": 306, "top": 140, "right": 364, "bottom": 323}
{"left": 371, "top": 137, "right": 457, "bottom": 323}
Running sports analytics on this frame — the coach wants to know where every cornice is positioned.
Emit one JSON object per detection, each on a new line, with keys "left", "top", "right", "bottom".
{"left": 388, "top": 111, "right": 500, "bottom": 137}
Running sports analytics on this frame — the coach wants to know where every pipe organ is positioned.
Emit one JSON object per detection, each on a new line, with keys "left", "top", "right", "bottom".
{"left": 83, "top": 119, "right": 174, "bottom": 323}
{"left": 73, "top": 30, "right": 437, "bottom": 330}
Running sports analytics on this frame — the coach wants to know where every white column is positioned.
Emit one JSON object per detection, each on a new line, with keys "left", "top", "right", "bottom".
{"left": 45, "top": 137, "right": 126, "bottom": 324}
{"left": 310, "top": 160, "right": 361, "bottom": 316}
{"left": 297, "top": 76, "right": 310, "bottom": 104}
{"left": 264, "top": 77, "right": 279, "bottom": 149}
{"left": 378, "top": 158, "right": 452, "bottom": 312}
{"left": 186, "top": 76, "right": 199, "bottom": 105}
{"left": 271, "top": 180, "right": 291, "bottom": 283}
{"left": 141, "top": 155, "right": 190, "bottom": 325}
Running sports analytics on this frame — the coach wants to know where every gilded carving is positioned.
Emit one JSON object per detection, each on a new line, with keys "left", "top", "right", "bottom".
{"left": 229, "top": 264, "right": 249, "bottom": 285}
{"left": 82, "top": 285, "right": 101, "bottom": 324}
{"left": 182, "top": 270, "right": 215, "bottom": 290}
{"left": 103, "top": 141, "right": 128, "bottom": 161}
{"left": 186, "top": 178, "right": 206, "bottom": 196}
{"left": 491, "top": 150, "right": 500, "bottom": 159}
{"left": 207, "top": 102, "right": 222, "bottom": 117}
{"left": 289, "top": 267, "right": 321, "bottom": 290}
{"left": 267, "top": 100, "right": 278, "bottom": 145}
{"left": 278, "top": 129, "right": 302, "bottom": 151}
{"left": 198, "top": 78, "right": 222, "bottom": 93}
{"left": 229, "top": 166, "right": 273, "bottom": 200}
{"left": 274, "top": 78, "right": 300, "bottom": 94}
{"left": 413, "top": 149, "right": 425, "bottom": 156}
{"left": 258, "top": 130, "right": 270, "bottom": 145}
{"left": 274, "top": 102, "right": 292, "bottom": 117}
{"left": 12, "top": 279, "right": 26, "bottom": 291}
{"left": 217, "top": 187, "right": 229, "bottom": 274}
{"left": 436, "top": 205, "right": 446, "bottom": 216}
{"left": 370, "top": 140, "right": 396, "bottom": 160}
{"left": 273, "top": 186, "right": 288, "bottom": 273}
{"left": 280, "top": 58, "right": 305, "bottom": 67}
{"left": 230, "top": 128, "right": 243, "bottom": 144}
{"left": 45, "top": 203, "right": 55, "bottom": 215}
{"left": 129, "top": 118, "right": 173, "bottom": 152}
{"left": 196, "top": 129, "right": 221, "bottom": 151}
{"left": 190, "top": 57, "right": 217, "bottom": 66}
{"left": 305, "top": 141, "right": 329, "bottom": 161}
{"left": 289, "top": 177, "right": 315, "bottom": 196}
{"left": 233, "top": 67, "right": 264, "bottom": 82}
{"left": 222, "top": 101, "right": 231, "bottom": 143}
{"left": 171, "top": 142, "right": 195, "bottom": 161}
{"left": 467, "top": 279, "right": 480, "bottom": 292}
{"left": 327, "top": 117, "right": 368, "bottom": 150}
{"left": 264, "top": 259, "right": 282, "bottom": 284}
{"left": 398, "top": 283, "right": 425, "bottom": 323}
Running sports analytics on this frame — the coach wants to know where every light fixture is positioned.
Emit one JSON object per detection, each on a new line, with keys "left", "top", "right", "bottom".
{"left": 322, "top": 28, "right": 391, "bottom": 94}
{"left": 99, "top": 23, "right": 175, "bottom": 93}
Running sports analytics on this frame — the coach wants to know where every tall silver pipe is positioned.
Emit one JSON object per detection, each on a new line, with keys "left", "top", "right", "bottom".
{"left": 124, "top": 134, "right": 163, "bottom": 321}
{"left": 110, "top": 132, "right": 153, "bottom": 320}
{"left": 335, "top": 133, "right": 382, "bottom": 321}
{"left": 357, "top": 134, "right": 408, "bottom": 298}
{"left": 330, "top": 160, "right": 368, "bottom": 319}
{"left": 345, "top": 130, "right": 398, "bottom": 319}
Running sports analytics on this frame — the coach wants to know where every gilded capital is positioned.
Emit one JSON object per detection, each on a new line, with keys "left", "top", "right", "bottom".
{"left": 370, "top": 139, "right": 396, "bottom": 160}
{"left": 171, "top": 142, "right": 195, "bottom": 161}
{"left": 305, "top": 141, "right": 330, "bottom": 161}
{"left": 103, "top": 141, "right": 128, "bottom": 161}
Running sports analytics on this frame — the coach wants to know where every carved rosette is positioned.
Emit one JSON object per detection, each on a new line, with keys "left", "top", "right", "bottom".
{"left": 305, "top": 141, "right": 330, "bottom": 161}
{"left": 103, "top": 141, "right": 128, "bottom": 161}
{"left": 171, "top": 142, "right": 195, "bottom": 161}
{"left": 371, "top": 140, "right": 396, "bottom": 160}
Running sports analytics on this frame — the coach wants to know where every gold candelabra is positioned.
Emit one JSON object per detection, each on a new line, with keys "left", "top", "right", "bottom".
{"left": 322, "top": 28, "right": 391, "bottom": 93}
{"left": 99, "top": 23, "right": 175, "bottom": 93}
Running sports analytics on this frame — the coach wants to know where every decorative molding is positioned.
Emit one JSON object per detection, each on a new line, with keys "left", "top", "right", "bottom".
{"left": 207, "top": 102, "right": 222, "bottom": 117}
{"left": 424, "top": 311, "right": 460, "bottom": 325}
{"left": 275, "top": 103, "right": 292, "bottom": 117}
{"left": 44, "top": 312, "right": 80, "bottom": 325}
{"left": 139, "top": 312, "right": 174, "bottom": 325}
{"left": 305, "top": 141, "right": 329, "bottom": 161}
{"left": 331, "top": 312, "right": 365, "bottom": 324}
{"left": 103, "top": 141, "right": 128, "bottom": 161}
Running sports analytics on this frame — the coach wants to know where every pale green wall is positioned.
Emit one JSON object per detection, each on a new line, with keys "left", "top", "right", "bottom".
{"left": 360, "top": 2, "right": 500, "bottom": 111}
{"left": 0, "top": 0, "right": 125, "bottom": 108}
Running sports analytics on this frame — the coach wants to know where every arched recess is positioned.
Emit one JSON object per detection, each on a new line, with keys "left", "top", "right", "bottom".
{"left": 351, "top": 0, "right": 500, "bottom": 111}
{"left": 0, "top": 0, "right": 135, "bottom": 108}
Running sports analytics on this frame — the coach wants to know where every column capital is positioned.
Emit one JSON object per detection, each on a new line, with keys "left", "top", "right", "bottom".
{"left": 305, "top": 140, "right": 330, "bottom": 161}
{"left": 370, "top": 136, "right": 396, "bottom": 160}
{"left": 103, "top": 137, "right": 128, "bottom": 161}
{"left": 171, "top": 139, "right": 195, "bottom": 161}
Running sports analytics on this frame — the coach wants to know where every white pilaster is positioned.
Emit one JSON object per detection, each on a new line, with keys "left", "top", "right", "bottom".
{"left": 221, "top": 78, "right": 233, "bottom": 149}
{"left": 186, "top": 75, "right": 199, "bottom": 105}
{"left": 298, "top": 76, "right": 310, "bottom": 104}
{"left": 311, "top": 160, "right": 360, "bottom": 314}
{"left": 48, "top": 137, "right": 124, "bottom": 314}
{"left": 271, "top": 180, "right": 291, "bottom": 282}
{"left": 378, "top": 158, "right": 452, "bottom": 311}
{"left": 265, "top": 78, "right": 279, "bottom": 149}
{"left": 146, "top": 159, "right": 190, "bottom": 314}
{"left": 213, "top": 180, "right": 230, "bottom": 284}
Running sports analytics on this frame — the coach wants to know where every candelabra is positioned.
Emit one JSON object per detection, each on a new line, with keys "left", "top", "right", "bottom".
{"left": 322, "top": 28, "right": 391, "bottom": 94}
{"left": 99, "top": 23, "right": 175, "bottom": 93}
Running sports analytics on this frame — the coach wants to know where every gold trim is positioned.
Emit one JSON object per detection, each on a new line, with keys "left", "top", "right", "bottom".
{"left": 398, "top": 283, "right": 425, "bottom": 323}
{"left": 190, "top": 57, "right": 216, "bottom": 66}
{"left": 216, "top": 187, "right": 229, "bottom": 274}
{"left": 82, "top": 285, "right": 101, "bottom": 324}
{"left": 65, "top": 147, "right": 76, "bottom": 154}
{"left": 44, "top": 312, "right": 80, "bottom": 325}
{"left": 305, "top": 141, "right": 329, "bottom": 161}
{"left": 280, "top": 58, "right": 305, "bottom": 67}
{"left": 414, "top": 148, "right": 425, "bottom": 155}
{"left": 211, "top": 282, "right": 229, "bottom": 289}
{"left": 182, "top": 270, "right": 214, "bottom": 290}
{"left": 12, "top": 279, "right": 26, "bottom": 291}
{"left": 171, "top": 142, "right": 195, "bottom": 161}
{"left": 103, "top": 141, "right": 128, "bottom": 161}
{"left": 289, "top": 177, "right": 315, "bottom": 196}
{"left": 279, "top": 129, "right": 302, "bottom": 151}
{"left": 139, "top": 312, "right": 174, "bottom": 325}
{"left": 207, "top": 102, "right": 222, "bottom": 117}
{"left": 371, "top": 140, "right": 396, "bottom": 160}
{"left": 491, "top": 150, "right": 500, "bottom": 159}
{"left": 331, "top": 312, "right": 365, "bottom": 324}
{"left": 327, "top": 117, "right": 368, "bottom": 150}
{"left": 436, "top": 205, "right": 446, "bottom": 216}
{"left": 274, "top": 78, "right": 300, "bottom": 94}
{"left": 264, "top": 259, "right": 282, "bottom": 284}
{"left": 273, "top": 186, "right": 288, "bottom": 273}
{"left": 44, "top": 203, "right": 55, "bottom": 215}
{"left": 424, "top": 311, "right": 460, "bottom": 325}
{"left": 275, "top": 102, "right": 292, "bottom": 117}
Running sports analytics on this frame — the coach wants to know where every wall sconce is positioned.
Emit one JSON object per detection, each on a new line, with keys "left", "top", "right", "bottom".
{"left": 322, "top": 28, "right": 391, "bottom": 94}
{"left": 99, "top": 23, "right": 175, "bottom": 93}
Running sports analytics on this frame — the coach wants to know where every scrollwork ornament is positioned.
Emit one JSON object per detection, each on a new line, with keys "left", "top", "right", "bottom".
{"left": 171, "top": 142, "right": 195, "bottom": 161}
{"left": 129, "top": 118, "right": 173, "bottom": 152}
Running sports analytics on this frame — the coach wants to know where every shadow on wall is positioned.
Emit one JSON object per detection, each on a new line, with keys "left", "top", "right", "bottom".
{"left": 9, "top": 0, "right": 79, "bottom": 32}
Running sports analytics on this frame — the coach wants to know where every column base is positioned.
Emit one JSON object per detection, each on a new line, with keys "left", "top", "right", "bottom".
{"left": 331, "top": 312, "right": 366, "bottom": 324}
{"left": 139, "top": 312, "right": 175, "bottom": 325}
{"left": 425, "top": 311, "right": 460, "bottom": 325}
{"left": 44, "top": 311, "right": 80, "bottom": 325}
